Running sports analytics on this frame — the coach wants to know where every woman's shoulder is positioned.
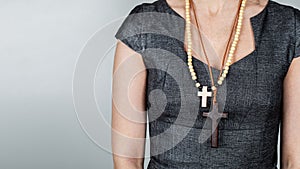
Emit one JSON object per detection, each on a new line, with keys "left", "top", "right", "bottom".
{"left": 268, "top": 0, "right": 300, "bottom": 17}
{"left": 266, "top": 1, "right": 300, "bottom": 63}
{"left": 127, "top": 0, "right": 164, "bottom": 14}
{"left": 259, "top": 0, "right": 300, "bottom": 32}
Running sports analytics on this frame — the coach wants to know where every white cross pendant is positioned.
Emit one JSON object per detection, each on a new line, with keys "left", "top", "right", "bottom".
{"left": 197, "top": 86, "right": 212, "bottom": 107}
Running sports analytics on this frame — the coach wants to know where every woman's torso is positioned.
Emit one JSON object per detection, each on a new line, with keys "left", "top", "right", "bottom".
{"left": 116, "top": 0, "right": 299, "bottom": 168}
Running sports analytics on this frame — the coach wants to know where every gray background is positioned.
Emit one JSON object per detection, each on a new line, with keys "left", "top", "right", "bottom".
{"left": 0, "top": 0, "right": 299, "bottom": 169}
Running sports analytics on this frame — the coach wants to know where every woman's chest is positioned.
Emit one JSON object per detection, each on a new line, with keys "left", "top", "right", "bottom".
{"left": 144, "top": 36, "right": 289, "bottom": 130}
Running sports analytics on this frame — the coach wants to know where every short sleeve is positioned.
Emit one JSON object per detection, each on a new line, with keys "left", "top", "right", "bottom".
{"left": 114, "top": 4, "right": 146, "bottom": 54}
{"left": 294, "top": 7, "right": 300, "bottom": 59}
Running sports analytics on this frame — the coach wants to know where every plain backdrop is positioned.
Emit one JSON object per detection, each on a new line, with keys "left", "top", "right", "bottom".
{"left": 0, "top": 0, "right": 299, "bottom": 169}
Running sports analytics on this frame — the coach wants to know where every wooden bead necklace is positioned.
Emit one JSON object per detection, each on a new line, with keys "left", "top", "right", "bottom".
{"left": 185, "top": 0, "right": 247, "bottom": 107}
{"left": 184, "top": 0, "right": 247, "bottom": 147}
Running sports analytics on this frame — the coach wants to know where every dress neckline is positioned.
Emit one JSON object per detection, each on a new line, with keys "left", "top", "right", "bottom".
{"left": 159, "top": 0, "right": 271, "bottom": 71}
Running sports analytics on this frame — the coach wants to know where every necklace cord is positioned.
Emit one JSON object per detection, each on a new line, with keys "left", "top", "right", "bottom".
{"left": 189, "top": 0, "right": 243, "bottom": 103}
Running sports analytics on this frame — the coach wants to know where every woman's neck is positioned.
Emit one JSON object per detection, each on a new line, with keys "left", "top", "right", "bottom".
{"left": 191, "top": 0, "right": 240, "bottom": 17}
{"left": 192, "top": 0, "right": 226, "bottom": 15}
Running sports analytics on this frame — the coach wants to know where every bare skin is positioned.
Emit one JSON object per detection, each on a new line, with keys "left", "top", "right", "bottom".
{"left": 282, "top": 58, "right": 300, "bottom": 169}
{"left": 112, "top": 0, "right": 300, "bottom": 168}
{"left": 112, "top": 39, "right": 147, "bottom": 169}
{"left": 167, "top": 0, "right": 269, "bottom": 70}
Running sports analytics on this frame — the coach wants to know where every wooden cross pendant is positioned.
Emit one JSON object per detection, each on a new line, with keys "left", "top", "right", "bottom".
{"left": 197, "top": 86, "right": 212, "bottom": 107}
{"left": 202, "top": 102, "right": 228, "bottom": 148}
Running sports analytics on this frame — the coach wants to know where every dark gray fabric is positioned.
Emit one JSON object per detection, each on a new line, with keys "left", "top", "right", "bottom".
{"left": 114, "top": 0, "right": 300, "bottom": 168}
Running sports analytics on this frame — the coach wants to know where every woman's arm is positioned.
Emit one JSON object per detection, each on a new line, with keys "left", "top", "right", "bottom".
{"left": 282, "top": 57, "right": 300, "bottom": 169}
{"left": 111, "top": 40, "right": 147, "bottom": 169}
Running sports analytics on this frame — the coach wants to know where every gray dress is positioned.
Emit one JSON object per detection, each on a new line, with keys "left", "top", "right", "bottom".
{"left": 114, "top": 0, "right": 300, "bottom": 168}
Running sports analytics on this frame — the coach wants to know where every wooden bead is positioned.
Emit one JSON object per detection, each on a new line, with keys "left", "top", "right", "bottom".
{"left": 239, "top": 8, "right": 244, "bottom": 13}
{"left": 241, "top": 2, "right": 245, "bottom": 6}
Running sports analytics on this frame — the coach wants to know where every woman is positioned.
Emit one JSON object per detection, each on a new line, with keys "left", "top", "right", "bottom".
{"left": 111, "top": 0, "right": 300, "bottom": 168}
